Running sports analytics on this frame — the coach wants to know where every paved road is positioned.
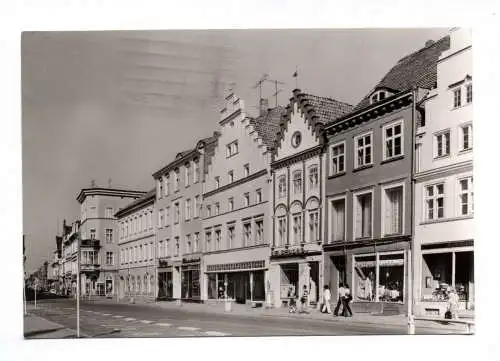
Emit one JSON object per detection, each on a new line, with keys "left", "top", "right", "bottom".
{"left": 26, "top": 299, "right": 456, "bottom": 338}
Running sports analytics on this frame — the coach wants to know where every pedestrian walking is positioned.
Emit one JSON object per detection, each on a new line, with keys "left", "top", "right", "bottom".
{"left": 342, "top": 283, "right": 353, "bottom": 317}
{"left": 288, "top": 286, "right": 297, "bottom": 313}
{"left": 322, "top": 285, "right": 332, "bottom": 314}
{"left": 300, "top": 285, "right": 310, "bottom": 314}
{"left": 446, "top": 287, "right": 459, "bottom": 319}
{"left": 333, "top": 282, "right": 345, "bottom": 317}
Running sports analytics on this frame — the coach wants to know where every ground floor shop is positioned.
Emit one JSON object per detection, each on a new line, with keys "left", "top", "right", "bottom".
{"left": 269, "top": 251, "right": 322, "bottom": 308}
{"left": 324, "top": 238, "right": 410, "bottom": 314}
{"left": 206, "top": 268, "right": 266, "bottom": 303}
{"left": 157, "top": 258, "right": 201, "bottom": 301}
{"left": 118, "top": 268, "right": 155, "bottom": 299}
{"left": 415, "top": 240, "right": 474, "bottom": 316}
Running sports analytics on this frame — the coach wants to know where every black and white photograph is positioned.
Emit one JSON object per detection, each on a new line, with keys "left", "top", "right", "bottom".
{"left": 21, "top": 27, "right": 475, "bottom": 338}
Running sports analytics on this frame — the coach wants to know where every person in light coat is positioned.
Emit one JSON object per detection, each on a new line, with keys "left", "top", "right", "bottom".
{"left": 322, "top": 285, "right": 332, "bottom": 314}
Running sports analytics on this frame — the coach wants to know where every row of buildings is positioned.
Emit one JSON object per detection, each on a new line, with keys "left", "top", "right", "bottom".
{"left": 47, "top": 28, "right": 473, "bottom": 317}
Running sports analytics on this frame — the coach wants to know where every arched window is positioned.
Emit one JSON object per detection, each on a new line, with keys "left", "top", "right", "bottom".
{"left": 278, "top": 175, "right": 287, "bottom": 198}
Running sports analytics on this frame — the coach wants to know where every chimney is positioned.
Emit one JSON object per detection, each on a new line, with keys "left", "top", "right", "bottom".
{"left": 425, "top": 39, "right": 435, "bottom": 47}
{"left": 259, "top": 98, "right": 269, "bottom": 116}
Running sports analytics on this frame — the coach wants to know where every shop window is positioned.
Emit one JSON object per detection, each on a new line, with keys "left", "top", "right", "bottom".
{"left": 354, "top": 255, "right": 376, "bottom": 302}
{"left": 208, "top": 273, "right": 217, "bottom": 299}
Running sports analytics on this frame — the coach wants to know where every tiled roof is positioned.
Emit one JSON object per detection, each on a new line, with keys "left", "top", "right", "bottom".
{"left": 115, "top": 188, "right": 155, "bottom": 217}
{"left": 353, "top": 36, "right": 450, "bottom": 111}
{"left": 249, "top": 106, "right": 285, "bottom": 150}
{"left": 300, "top": 93, "right": 353, "bottom": 124}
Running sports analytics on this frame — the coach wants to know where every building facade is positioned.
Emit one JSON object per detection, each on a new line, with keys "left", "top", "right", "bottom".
{"left": 414, "top": 28, "right": 473, "bottom": 316}
{"left": 270, "top": 90, "right": 352, "bottom": 308}
{"left": 61, "top": 220, "right": 79, "bottom": 296}
{"left": 116, "top": 190, "right": 156, "bottom": 300}
{"left": 153, "top": 134, "right": 218, "bottom": 301}
{"left": 76, "top": 187, "right": 146, "bottom": 297}
{"left": 323, "top": 37, "right": 450, "bottom": 315}
{"left": 202, "top": 95, "right": 281, "bottom": 305}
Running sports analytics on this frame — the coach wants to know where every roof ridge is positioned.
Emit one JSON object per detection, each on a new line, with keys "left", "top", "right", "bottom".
{"left": 396, "top": 35, "right": 450, "bottom": 64}
{"left": 302, "top": 92, "right": 353, "bottom": 107}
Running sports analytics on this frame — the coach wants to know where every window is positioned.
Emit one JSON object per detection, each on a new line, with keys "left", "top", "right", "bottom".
{"left": 89, "top": 206, "right": 97, "bottom": 216}
{"left": 193, "top": 233, "right": 199, "bottom": 253}
{"left": 215, "top": 229, "right": 221, "bottom": 250}
{"left": 308, "top": 210, "right": 319, "bottom": 242}
{"left": 134, "top": 246, "right": 138, "bottom": 262}
{"left": 207, "top": 205, "right": 212, "bottom": 217}
{"left": 228, "top": 198, "right": 234, "bottom": 212}
{"left": 215, "top": 202, "right": 220, "bottom": 215}
{"left": 244, "top": 164, "right": 250, "bottom": 177}
{"left": 255, "top": 219, "right": 264, "bottom": 244}
{"left": 453, "top": 87, "right": 462, "bottom": 108}
{"left": 226, "top": 140, "right": 239, "bottom": 157}
{"left": 243, "top": 223, "right": 252, "bottom": 246}
{"left": 158, "top": 241, "right": 163, "bottom": 258}
{"left": 355, "top": 133, "right": 373, "bottom": 168}
{"left": 215, "top": 177, "right": 220, "bottom": 189}
{"left": 165, "top": 207, "right": 170, "bottom": 226}
{"left": 158, "top": 178, "right": 163, "bottom": 198}
{"left": 148, "top": 211, "right": 152, "bottom": 229}
{"left": 256, "top": 189, "right": 262, "bottom": 203}
{"left": 383, "top": 186, "right": 403, "bottom": 235}
{"left": 105, "top": 229, "right": 113, "bottom": 244}
{"left": 459, "top": 177, "right": 473, "bottom": 216}
{"left": 174, "top": 168, "right": 180, "bottom": 192}
{"left": 370, "top": 90, "right": 387, "bottom": 104}
{"left": 228, "top": 170, "right": 234, "bottom": 183}
{"left": 277, "top": 216, "right": 287, "bottom": 247}
{"left": 159, "top": 209, "right": 165, "bottom": 227}
{"left": 120, "top": 250, "right": 124, "bottom": 264}
{"left": 186, "top": 234, "right": 191, "bottom": 254}
{"left": 330, "top": 142, "right": 345, "bottom": 175}
{"left": 435, "top": 131, "right": 450, "bottom": 158}
{"left": 383, "top": 121, "right": 403, "bottom": 160}
{"left": 174, "top": 202, "right": 180, "bottom": 224}
{"left": 308, "top": 165, "right": 319, "bottom": 191}
{"left": 139, "top": 245, "right": 143, "bottom": 261}
{"left": 244, "top": 193, "right": 250, "bottom": 207}
{"left": 330, "top": 198, "right": 345, "bottom": 242}
{"left": 193, "top": 158, "right": 200, "bottom": 183}
{"left": 174, "top": 237, "right": 179, "bottom": 256}
{"left": 466, "top": 83, "right": 472, "bottom": 104}
{"left": 354, "top": 192, "right": 372, "bottom": 239}
{"left": 425, "top": 183, "right": 445, "bottom": 220}
{"left": 292, "top": 213, "right": 302, "bottom": 245}
{"left": 105, "top": 207, "right": 113, "bottom": 218}
{"left": 185, "top": 198, "right": 191, "bottom": 220}
{"left": 165, "top": 239, "right": 170, "bottom": 257}
{"left": 205, "top": 231, "right": 212, "bottom": 252}
{"left": 293, "top": 171, "right": 302, "bottom": 195}
{"left": 194, "top": 196, "right": 200, "bottom": 218}
{"left": 185, "top": 164, "right": 191, "bottom": 187}
{"left": 460, "top": 124, "right": 473, "bottom": 151}
{"left": 278, "top": 175, "right": 286, "bottom": 198}
{"left": 90, "top": 229, "right": 96, "bottom": 240}
{"left": 164, "top": 175, "right": 170, "bottom": 196}
{"left": 227, "top": 225, "right": 235, "bottom": 248}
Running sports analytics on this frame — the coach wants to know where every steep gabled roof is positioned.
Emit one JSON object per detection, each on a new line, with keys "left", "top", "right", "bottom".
{"left": 248, "top": 106, "right": 285, "bottom": 151}
{"left": 353, "top": 36, "right": 450, "bottom": 111}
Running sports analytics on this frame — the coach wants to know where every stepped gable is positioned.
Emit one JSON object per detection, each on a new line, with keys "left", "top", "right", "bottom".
{"left": 353, "top": 35, "right": 450, "bottom": 111}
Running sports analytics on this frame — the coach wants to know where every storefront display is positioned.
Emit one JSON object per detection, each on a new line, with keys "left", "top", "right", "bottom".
{"left": 158, "top": 271, "right": 173, "bottom": 298}
{"left": 207, "top": 271, "right": 265, "bottom": 303}
{"left": 353, "top": 252, "right": 405, "bottom": 303}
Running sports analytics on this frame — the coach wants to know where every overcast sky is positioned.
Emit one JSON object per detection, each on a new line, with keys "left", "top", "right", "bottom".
{"left": 22, "top": 28, "right": 448, "bottom": 273}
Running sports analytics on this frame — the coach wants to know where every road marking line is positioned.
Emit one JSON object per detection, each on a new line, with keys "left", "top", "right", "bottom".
{"left": 140, "top": 320, "right": 153, "bottom": 324}
{"left": 132, "top": 332, "right": 161, "bottom": 337}
{"left": 204, "top": 331, "right": 231, "bottom": 336}
{"left": 177, "top": 326, "right": 200, "bottom": 331}
{"left": 124, "top": 317, "right": 136, "bottom": 321}
{"left": 102, "top": 313, "right": 111, "bottom": 316}
{"left": 113, "top": 315, "right": 124, "bottom": 318}
{"left": 155, "top": 323, "right": 171, "bottom": 327}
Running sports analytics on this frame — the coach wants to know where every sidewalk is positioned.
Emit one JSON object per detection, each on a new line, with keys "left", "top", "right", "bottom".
{"left": 24, "top": 312, "right": 77, "bottom": 339}
{"left": 87, "top": 298, "right": 472, "bottom": 333}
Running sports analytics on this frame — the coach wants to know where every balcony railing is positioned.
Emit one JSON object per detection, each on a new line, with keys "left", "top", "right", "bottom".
{"left": 80, "top": 239, "right": 101, "bottom": 248}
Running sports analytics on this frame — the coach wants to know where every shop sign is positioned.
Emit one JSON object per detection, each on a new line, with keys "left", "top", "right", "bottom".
{"left": 206, "top": 260, "right": 265, "bottom": 273}
{"left": 379, "top": 258, "right": 404, "bottom": 266}
{"left": 182, "top": 257, "right": 201, "bottom": 264}
{"left": 271, "top": 247, "right": 305, "bottom": 258}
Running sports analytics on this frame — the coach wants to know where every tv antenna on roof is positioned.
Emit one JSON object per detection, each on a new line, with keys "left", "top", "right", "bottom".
{"left": 266, "top": 78, "right": 285, "bottom": 107}
{"left": 252, "top": 73, "right": 269, "bottom": 102}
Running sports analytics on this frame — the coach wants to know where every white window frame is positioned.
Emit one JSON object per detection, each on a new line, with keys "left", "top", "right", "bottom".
{"left": 459, "top": 123, "right": 473, "bottom": 152}
{"left": 292, "top": 212, "right": 302, "bottom": 245}
{"left": 381, "top": 182, "right": 405, "bottom": 237}
{"left": 185, "top": 198, "right": 191, "bottom": 220}
{"left": 353, "top": 188, "right": 374, "bottom": 240}
{"left": 243, "top": 222, "right": 252, "bottom": 246}
{"left": 278, "top": 175, "right": 287, "bottom": 198}
{"left": 277, "top": 216, "right": 287, "bottom": 247}
{"left": 307, "top": 209, "right": 320, "bottom": 243}
{"left": 466, "top": 82, "right": 472, "bottom": 104}
{"left": 244, "top": 193, "right": 250, "bottom": 207}
{"left": 193, "top": 233, "right": 199, "bottom": 253}
{"left": 458, "top": 176, "right": 473, "bottom": 216}
{"left": 194, "top": 196, "right": 200, "bottom": 218}
{"left": 256, "top": 189, "right": 262, "bottom": 203}
{"left": 105, "top": 228, "right": 113, "bottom": 244}
{"left": 165, "top": 206, "right": 170, "bottom": 226}
{"left": 255, "top": 218, "right": 264, "bottom": 244}
{"left": 453, "top": 87, "right": 462, "bottom": 108}
{"left": 330, "top": 141, "right": 345, "bottom": 175}
{"left": 328, "top": 194, "right": 347, "bottom": 243}
{"left": 354, "top": 131, "right": 373, "bottom": 169}
{"left": 227, "top": 225, "right": 235, "bottom": 249}
{"left": 382, "top": 120, "right": 404, "bottom": 161}
{"left": 424, "top": 182, "right": 445, "bottom": 221}
{"left": 292, "top": 170, "right": 302, "bottom": 195}
{"left": 434, "top": 130, "right": 451, "bottom": 158}
{"left": 215, "top": 229, "right": 222, "bottom": 250}
{"left": 308, "top": 165, "right": 319, "bottom": 191}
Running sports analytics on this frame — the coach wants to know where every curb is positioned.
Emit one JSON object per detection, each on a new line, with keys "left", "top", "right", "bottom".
{"left": 25, "top": 313, "right": 90, "bottom": 338}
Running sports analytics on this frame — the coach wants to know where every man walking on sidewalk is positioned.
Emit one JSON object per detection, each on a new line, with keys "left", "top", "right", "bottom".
{"left": 322, "top": 285, "right": 332, "bottom": 314}
{"left": 333, "top": 282, "right": 345, "bottom": 317}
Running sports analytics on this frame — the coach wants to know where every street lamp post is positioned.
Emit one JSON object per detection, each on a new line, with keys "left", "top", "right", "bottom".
{"left": 76, "top": 234, "right": 80, "bottom": 338}
{"left": 34, "top": 278, "right": 38, "bottom": 309}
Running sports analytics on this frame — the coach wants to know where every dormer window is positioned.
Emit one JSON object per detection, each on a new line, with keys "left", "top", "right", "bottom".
{"left": 370, "top": 90, "right": 388, "bottom": 104}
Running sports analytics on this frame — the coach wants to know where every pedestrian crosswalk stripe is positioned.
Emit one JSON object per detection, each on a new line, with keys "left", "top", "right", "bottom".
{"left": 113, "top": 315, "right": 124, "bottom": 318}
{"left": 155, "top": 323, "right": 171, "bottom": 327}
{"left": 124, "top": 317, "right": 136, "bottom": 321}
{"left": 102, "top": 313, "right": 111, "bottom": 316}
{"left": 140, "top": 320, "right": 153, "bottom": 324}
{"left": 205, "top": 331, "right": 231, "bottom": 337}
{"left": 177, "top": 326, "right": 200, "bottom": 331}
